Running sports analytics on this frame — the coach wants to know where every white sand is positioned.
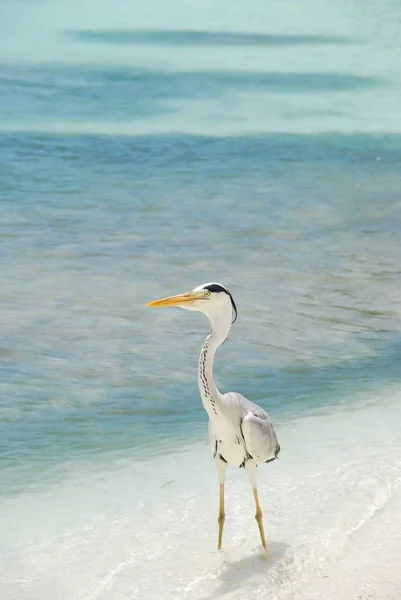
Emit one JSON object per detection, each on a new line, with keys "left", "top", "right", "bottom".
{"left": 294, "top": 487, "right": 401, "bottom": 600}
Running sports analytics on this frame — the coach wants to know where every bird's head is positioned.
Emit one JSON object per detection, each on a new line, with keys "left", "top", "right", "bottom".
{"left": 147, "top": 282, "right": 238, "bottom": 329}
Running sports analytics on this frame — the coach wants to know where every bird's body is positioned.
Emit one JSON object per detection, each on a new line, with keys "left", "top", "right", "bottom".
{"left": 147, "top": 282, "right": 280, "bottom": 551}
{"left": 208, "top": 392, "right": 279, "bottom": 468}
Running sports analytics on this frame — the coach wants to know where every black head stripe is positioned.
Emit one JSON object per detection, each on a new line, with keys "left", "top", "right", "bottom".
{"left": 204, "top": 283, "right": 228, "bottom": 294}
{"left": 229, "top": 292, "right": 238, "bottom": 324}
{"left": 204, "top": 283, "right": 238, "bottom": 324}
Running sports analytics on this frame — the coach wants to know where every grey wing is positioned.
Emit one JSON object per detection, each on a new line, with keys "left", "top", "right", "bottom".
{"left": 241, "top": 410, "right": 280, "bottom": 462}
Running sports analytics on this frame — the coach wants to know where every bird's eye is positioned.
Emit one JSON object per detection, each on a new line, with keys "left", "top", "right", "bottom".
{"left": 204, "top": 290, "right": 211, "bottom": 297}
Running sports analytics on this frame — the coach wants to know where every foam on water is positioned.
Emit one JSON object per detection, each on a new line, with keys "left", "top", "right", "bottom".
{"left": 1, "top": 387, "right": 401, "bottom": 600}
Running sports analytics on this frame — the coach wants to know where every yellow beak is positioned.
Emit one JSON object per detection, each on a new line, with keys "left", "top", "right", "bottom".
{"left": 146, "top": 290, "right": 203, "bottom": 307}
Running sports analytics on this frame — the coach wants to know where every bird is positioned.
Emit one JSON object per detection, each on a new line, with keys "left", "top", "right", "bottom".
{"left": 147, "top": 282, "right": 280, "bottom": 551}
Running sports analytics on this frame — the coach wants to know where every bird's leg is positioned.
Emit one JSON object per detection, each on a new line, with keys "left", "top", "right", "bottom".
{"left": 253, "top": 487, "right": 267, "bottom": 551}
{"left": 216, "top": 458, "right": 227, "bottom": 550}
{"left": 218, "top": 483, "right": 225, "bottom": 550}
{"left": 246, "top": 464, "right": 268, "bottom": 551}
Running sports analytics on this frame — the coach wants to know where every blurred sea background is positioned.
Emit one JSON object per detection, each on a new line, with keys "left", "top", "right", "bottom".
{"left": 1, "top": 1, "right": 401, "bottom": 598}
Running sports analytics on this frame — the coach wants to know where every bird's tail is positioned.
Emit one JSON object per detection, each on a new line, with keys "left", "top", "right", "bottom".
{"left": 265, "top": 442, "right": 281, "bottom": 463}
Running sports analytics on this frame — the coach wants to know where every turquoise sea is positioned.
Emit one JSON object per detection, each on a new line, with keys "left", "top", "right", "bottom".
{"left": 1, "top": 1, "right": 401, "bottom": 599}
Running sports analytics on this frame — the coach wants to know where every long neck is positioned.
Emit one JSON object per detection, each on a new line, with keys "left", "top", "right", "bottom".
{"left": 198, "top": 311, "right": 231, "bottom": 419}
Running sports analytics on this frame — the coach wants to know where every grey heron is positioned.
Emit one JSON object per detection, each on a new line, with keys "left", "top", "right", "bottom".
{"left": 147, "top": 282, "right": 280, "bottom": 551}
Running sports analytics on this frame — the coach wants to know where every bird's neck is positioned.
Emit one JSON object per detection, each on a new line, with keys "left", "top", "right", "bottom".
{"left": 198, "top": 312, "right": 231, "bottom": 419}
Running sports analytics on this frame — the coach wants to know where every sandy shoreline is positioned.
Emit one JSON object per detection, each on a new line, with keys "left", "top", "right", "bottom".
{"left": 294, "top": 488, "right": 401, "bottom": 600}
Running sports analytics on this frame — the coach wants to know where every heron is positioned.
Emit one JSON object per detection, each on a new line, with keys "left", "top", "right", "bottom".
{"left": 147, "top": 282, "right": 280, "bottom": 551}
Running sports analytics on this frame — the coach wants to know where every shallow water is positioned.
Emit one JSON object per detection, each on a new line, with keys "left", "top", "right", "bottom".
{"left": 1, "top": 1, "right": 401, "bottom": 598}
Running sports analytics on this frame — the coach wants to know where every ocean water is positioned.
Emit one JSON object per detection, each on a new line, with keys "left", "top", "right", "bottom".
{"left": 1, "top": 1, "right": 401, "bottom": 599}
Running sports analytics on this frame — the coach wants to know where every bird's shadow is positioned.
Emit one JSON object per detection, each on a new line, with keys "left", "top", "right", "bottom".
{"left": 199, "top": 540, "right": 289, "bottom": 600}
